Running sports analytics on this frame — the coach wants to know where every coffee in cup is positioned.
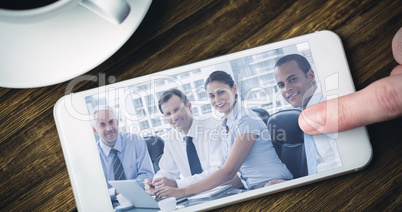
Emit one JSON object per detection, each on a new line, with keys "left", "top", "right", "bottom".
{"left": 0, "top": 0, "right": 59, "bottom": 10}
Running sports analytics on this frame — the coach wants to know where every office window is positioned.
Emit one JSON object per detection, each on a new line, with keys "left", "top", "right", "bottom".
{"left": 156, "top": 91, "right": 165, "bottom": 100}
{"left": 240, "top": 78, "right": 259, "bottom": 99}
{"left": 145, "top": 95, "right": 154, "bottom": 105}
{"left": 156, "top": 79, "right": 170, "bottom": 87}
{"left": 133, "top": 98, "right": 143, "bottom": 108}
{"left": 244, "top": 92, "right": 259, "bottom": 100}
{"left": 193, "top": 79, "right": 204, "bottom": 88}
{"left": 180, "top": 71, "right": 190, "bottom": 79}
{"left": 244, "top": 66, "right": 257, "bottom": 78}
{"left": 197, "top": 91, "right": 207, "bottom": 100}
{"left": 133, "top": 98, "right": 144, "bottom": 117}
{"left": 148, "top": 105, "right": 158, "bottom": 114}
{"left": 137, "top": 109, "right": 146, "bottom": 117}
{"left": 151, "top": 118, "right": 162, "bottom": 127}
{"left": 137, "top": 83, "right": 149, "bottom": 91}
{"left": 201, "top": 104, "right": 211, "bottom": 114}
{"left": 183, "top": 83, "right": 192, "bottom": 92}
{"left": 252, "top": 49, "right": 282, "bottom": 61}
{"left": 191, "top": 107, "right": 199, "bottom": 116}
{"left": 253, "top": 60, "right": 274, "bottom": 72}
{"left": 175, "top": 71, "right": 191, "bottom": 79}
{"left": 99, "top": 97, "right": 108, "bottom": 107}
{"left": 139, "top": 120, "right": 150, "bottom": 130}
{"left": 262, "top": 74, "right": 275, "bottom": 84}
{"left": 188, "top": 94, "right": 195, "bottom": 101}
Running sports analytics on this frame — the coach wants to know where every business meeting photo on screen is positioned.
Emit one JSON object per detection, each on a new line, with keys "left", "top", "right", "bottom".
{"left": 85, "top": 42, "right": 343, "bottom": 209}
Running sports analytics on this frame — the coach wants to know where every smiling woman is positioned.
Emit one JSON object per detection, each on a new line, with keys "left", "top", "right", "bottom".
{"left": 205, "top": 71, "right": 238, "bottom": 117}
{"left": 154, "top": 71, "right": 293, "bottom": 199}
{"left": 203, "top": 71, "right": 293, "bottom": 189}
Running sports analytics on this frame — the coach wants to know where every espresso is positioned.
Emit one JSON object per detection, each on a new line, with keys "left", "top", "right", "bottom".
{"left": 0, "top": 0, "right": 59, "bottom": 10}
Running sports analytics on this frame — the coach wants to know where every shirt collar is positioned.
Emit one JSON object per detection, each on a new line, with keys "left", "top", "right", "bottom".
{"left": 186, "top": 119, "right": 195, "bottom": 138}
{"left": 222, "top": 101, "right": 240, "bottom": 128}
{"left": 171, "top": 118, "right": 194, "bottom": 144}
{"left": 99, "top": 133, "right": 122, "bottom": 156}
{"left": 306, "top": 86, "right": 323, "bottom": 109}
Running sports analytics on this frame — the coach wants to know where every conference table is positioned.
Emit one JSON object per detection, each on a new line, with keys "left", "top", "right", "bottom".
{"left": 1, "top": 0, "right": 401, "bottom": 211}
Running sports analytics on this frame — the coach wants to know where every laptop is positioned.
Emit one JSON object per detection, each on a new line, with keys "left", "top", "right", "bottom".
{"left": 109, "top": 180, "right": 186, "bottom": 209}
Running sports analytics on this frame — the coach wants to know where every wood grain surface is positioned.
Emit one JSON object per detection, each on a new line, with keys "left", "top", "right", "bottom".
{"left": 1, "top": 0, "right": 401, "bottom": 211}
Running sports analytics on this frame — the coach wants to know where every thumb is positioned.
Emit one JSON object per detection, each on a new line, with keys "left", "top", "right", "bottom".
{"left": 299, "top": 70, "right": 402, "bottom": 135}
{"left": 392, "top": 27, "right": 402, "bottom": 64}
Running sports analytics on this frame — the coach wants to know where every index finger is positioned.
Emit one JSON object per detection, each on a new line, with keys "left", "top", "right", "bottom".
{"left": 299, "top": 72, "right": 402, "bottom": 134}
{"left": 392, "top": 27, "right": 402, "bottom": 64}
{"left": 152, "top": 177, "right": 164, "bottom": 185}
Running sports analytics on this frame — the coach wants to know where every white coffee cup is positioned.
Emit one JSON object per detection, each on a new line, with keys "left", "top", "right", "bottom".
{"left": 0, "top": 0, "right": 130, "bottom": 24}
{"left": 158, "top": 197, "right": 176, "bottom": 212}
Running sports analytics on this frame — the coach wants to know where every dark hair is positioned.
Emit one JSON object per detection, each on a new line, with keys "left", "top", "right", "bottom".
{"left": 204, "top": 70, "right": 235, "bottom": 89}
{"left": 274, "top": 54, "right": 312, "bottom": 75}
{"left": 158, "top": 88, "right": 189, "bottom": 114}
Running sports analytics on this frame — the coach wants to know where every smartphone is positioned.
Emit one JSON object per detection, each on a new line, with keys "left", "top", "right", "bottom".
{"left": 54, "top": 30, "right": 372, "bottom": 211}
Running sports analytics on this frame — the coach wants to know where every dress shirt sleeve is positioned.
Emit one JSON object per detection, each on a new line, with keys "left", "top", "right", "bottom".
{"left": 154, "top": 140, "right": 181, "bottom": 181}
{"left": 235, "top": 115, "right": 263, "bottom": 137}
{"left": 134, "top": 136, "right": 155, "bottom": 188}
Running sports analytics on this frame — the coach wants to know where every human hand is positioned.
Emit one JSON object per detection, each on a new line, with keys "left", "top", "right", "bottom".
{"left": 299, "top": 27, "right": 402, "bottom": 135}
{"left": 155, "top": 186, "right": 185, "bottom": 200}
{"left": 144, "top": 178, "right": 156, "bottom": 194}
{"left": 153, "top": 177, "right": 178, "bottom": 189}
{"left": 264, "top": 179, "right": 287, "bottom": 186}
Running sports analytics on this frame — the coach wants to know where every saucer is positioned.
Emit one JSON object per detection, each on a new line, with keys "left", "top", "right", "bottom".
{"left": 0, "top": 0, "right": 152, "bottom": 88}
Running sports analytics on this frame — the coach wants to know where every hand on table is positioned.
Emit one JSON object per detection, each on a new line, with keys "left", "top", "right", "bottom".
{"left": 154, "top": 186, "right": 185, "bottom": 200}
{"left": 299, "top": 27, "right": 402, "bottom": 134}
{"left": 153, "top": 176, "right": 178, "bottom": 189}
{"left": 264, "top": 179, "right": 287, "bottom": 186}
{"left": 144, "top": 178, "right": 156, "bottom": 194}
{"left": 144, "top": 177, "right": 178, "bottom": 197}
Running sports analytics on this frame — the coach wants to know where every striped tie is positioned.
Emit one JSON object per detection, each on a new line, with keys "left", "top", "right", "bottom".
{"left": 111, "top": 148, "right": 126, "bottom": 180}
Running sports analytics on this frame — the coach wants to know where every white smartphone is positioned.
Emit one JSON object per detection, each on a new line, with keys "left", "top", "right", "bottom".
{"left": 54, "top": 30, "right": 372, "bottom": 211}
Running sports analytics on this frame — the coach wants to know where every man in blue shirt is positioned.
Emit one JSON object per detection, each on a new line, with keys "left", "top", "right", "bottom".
{"left": 92, "top": 105, "right": 154, "bottom": 201}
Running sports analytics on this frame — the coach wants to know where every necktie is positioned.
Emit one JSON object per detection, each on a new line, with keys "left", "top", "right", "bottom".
{"left": 111, "top": 148, "right": 126, "bottom": 180}
{"left": 184, "top": 136, "right": 203, "bottom": 175}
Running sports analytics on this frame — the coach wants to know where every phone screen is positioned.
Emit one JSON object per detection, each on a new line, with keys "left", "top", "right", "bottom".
{"left": 85, "top": 41, "right": 342, "bottom": 209}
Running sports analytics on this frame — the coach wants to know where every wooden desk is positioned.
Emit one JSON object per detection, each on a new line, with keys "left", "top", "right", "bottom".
{"left": 1, "top": 0, "right": 401, "bottom": 211}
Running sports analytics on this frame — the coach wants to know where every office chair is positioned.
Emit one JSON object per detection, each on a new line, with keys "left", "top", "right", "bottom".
{"left": 250, "top": 107, "right": 270, "bottom": 124}
{"left": 143, "top": 136, "right": 164, "bottom": 173}
{"left": 267, "top": 109, "right": 308, "bottom": 178}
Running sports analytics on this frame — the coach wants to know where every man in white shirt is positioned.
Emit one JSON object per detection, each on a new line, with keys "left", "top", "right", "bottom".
{"left": 274, "top": 54, "right": 342, "bottom": 174}
{"left": 144, "top": 88, "right": 224, "bottom": 194}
